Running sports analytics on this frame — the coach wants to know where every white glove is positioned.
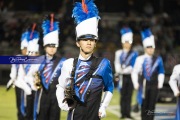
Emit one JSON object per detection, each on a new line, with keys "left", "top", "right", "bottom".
{"left": 169, "top": 79, "right": 180, "bottom": 97}
{"left": 14, "top": 64, "right": 32, "bottom": 95}
{"left": 99, "top": 91, "right": 113, "bottom": 119}
{"left": 123, "top": 66, "right": 132, "bottom": 74}
{"left": 134, "top": 83, "right": 139, "bottom": 90}
{"left": 158, "top": 83, "right": 163, "bottom": 89}
{"left": 6, "top": 79, "right": 15, "bottom": 90}
{"left": 99, "top": 106, "right": 106, "bottom": 118}
{"left": 174, "top": 91, "right": 180, "bottom": 97}
{"left": 14, "top": 79, "right": 32, "bottom": 95}
{"left": 25, "top": 76, "right": 37, "bottom": 91}
{"left": 158, "top": 74, "right": 165, "bottom": 89}
{"left": 60, "top": 102, "right": 69, "bottom": 111}
{"left": 131, "top": 72, "right": 139, "bottom": 90}
{"left": 56, "top": 85, "right": 69, "bottom": 111}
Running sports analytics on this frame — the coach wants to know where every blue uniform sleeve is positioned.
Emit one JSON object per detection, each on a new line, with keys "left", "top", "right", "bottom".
{"left": 53, "top": 57, "right": 67, "bottom": 78}
{"left": 131, "top": 51, "right": 138, "bottom": 67}
{"left": 97, "top": 58, "right": 114, "bottom": 93}
{"left": 157, "top": 56, "right": 165, "bottom": 74}
{"left": 59, "top": 57, "right": 67, "bottom": 69}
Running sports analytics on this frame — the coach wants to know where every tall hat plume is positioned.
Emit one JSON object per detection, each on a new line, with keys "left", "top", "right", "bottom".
{"left": 141, "top": 28, "right": 155, "bottom": 48}
{"left": 72, "top": 0, "right": 100, "bottom": 40}
{"left": 42, "top": 13, "right": 59, "bottom": 47}
{"left": 27, "top": 23, "right": 40, "bottom": 53}
{"left": 120, "top": 27, "right": 133, "bottom": 44}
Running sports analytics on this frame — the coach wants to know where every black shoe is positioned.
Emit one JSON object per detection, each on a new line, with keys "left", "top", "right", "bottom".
{"left": 120, "top": 116, "right": 125, "bottom": 119}
{"left": 132, "top": 103, "right": 139, "bottom": 113}
{"left": 126, "top": 116, "right": 134, "bottom": 120}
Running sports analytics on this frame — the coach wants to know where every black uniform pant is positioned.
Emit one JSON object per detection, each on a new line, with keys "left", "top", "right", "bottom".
{"left": 68, "top": 103, "right": 100, "bottom": 120}
{"left": 120, "top": 75, "right": 133, "bottom": 118}
{"left": 141, "top": 85, "right": 159, "bottom": 120}
{"left": 67, "top": 91, "right": 101, "bottom": 120}
{"left": 38, "top": 87, "right": 60, "bottom": 120}
{"left": 15, "top": 87, "right": 24, "bottom": 120}
{"left": 25, "top": 91, "right": 35, "bottom": 120}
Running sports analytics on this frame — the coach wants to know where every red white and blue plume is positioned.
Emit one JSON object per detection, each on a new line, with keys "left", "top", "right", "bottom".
{"left": 42, "top": 13, "right": 59, "bottom": 47}
{"left": 27, "top": 23, "right": 40, "bottom": 53}
{"left": 141, "top": 28, "right": 155, "bottom": 48}
{"left": 120, "top": 27, "right": 133, "bottom": 44}
{"left": 72, "top": 0, "right": 100, "bottom": 40}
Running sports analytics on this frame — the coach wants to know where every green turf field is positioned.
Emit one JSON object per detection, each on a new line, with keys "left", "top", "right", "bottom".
{"left": 0, "top": 86, "right": 137, "bottom": 120}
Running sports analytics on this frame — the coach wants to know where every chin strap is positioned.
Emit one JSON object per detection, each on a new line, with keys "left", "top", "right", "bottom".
{"left": 99, "top": 91, "right": 113, "bottom": 118}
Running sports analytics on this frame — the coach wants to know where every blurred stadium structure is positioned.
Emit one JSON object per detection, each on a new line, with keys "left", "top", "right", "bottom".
{"left": 0, "top": 0, "right": 180, "bottom": 95}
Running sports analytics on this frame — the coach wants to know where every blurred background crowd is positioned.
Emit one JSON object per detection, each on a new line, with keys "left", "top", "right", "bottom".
{"left": 0, "top": 0, "right": 180, "bottom": 85}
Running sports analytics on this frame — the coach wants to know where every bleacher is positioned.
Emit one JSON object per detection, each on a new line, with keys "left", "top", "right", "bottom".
{"left": 0, "top": 11, "right": 180, "bottom": 85}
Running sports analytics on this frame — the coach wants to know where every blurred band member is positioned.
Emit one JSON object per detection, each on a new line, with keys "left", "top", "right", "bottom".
{"left": 7, "top": 28, "right": 31, "bottom": 120}
{"left": 114, "top": 27, "right": 138, "bottom": 119}
{"left": 131, "top": 28, "right": 165, "bottom": 120}
{"left": 23, "top": 23, "right": 40, "bottom": 120}
{"left": 169, "top": 65, "right": 180, "bottom": 120}
{"left": 27, "top": 13, "right": 66, "bottom": 120}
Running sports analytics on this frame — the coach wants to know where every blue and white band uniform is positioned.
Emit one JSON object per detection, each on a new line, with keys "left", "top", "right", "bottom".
{"left": 26, "top": 55, "right": 66, "bottom": 90}
{"left": 115, "top": 50, "right": 138, "bottom": 75}
{"left": 142, "top": 56, "right": 164, "bottom": 81}
{"left": 56, "top": 55, "right": 114, "bottom": 119}
{"left": 57, "top": 55, "right": 114, "bottom": 101}
{"left": 26, "top": 55, "right": 66, "bottom": 120}
{"left": 169, "top": 65, "right": 180, "bottom": 97}
{"left": 131, "top": 54, "right": 165, "bottom": 104}
{"left": 169, "top": 64, "right": 180, "bottom": 120}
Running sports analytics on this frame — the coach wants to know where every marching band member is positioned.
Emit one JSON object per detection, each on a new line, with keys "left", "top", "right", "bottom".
{"left": 7, "top": 27, "right": 34, "bottom": 120}
{"left": 114, "top": 27, "right": 138, "bottom": 119}
{"left": 169, "top": 65, "right": 180, "bottom": 120}
{"left": 56, "top": 0, "right": 114, "bottom": 120}
{"left": 131, "top": 28, "right": 165, "bottom": 120}
{"left": 27, "top": 13, "right": 66, "bottom": 120}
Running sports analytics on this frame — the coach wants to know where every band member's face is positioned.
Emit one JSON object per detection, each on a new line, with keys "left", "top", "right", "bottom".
{"left": 76, "top": 39, "right": 96, "bottom": 54}
{"left": 21, "top": 47, "right": 27, "bottom": 55}
{"left": 45, "top": 46, "right": 57, "bottom": 56}
{"left": 145, "top": 47, "right": 155, "bottom": 56}
{"left": 122, "top": 41, "right": 132, "bottom": 49}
